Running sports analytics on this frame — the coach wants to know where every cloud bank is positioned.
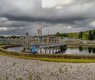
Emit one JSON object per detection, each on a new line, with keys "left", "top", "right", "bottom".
{"left": 0, "top": 0, "right": 95, "bottom": 35}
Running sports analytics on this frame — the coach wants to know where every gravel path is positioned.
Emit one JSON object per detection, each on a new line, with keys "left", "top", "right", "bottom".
{"left": 0, "top": 56, "right": 95, "bottom": 80}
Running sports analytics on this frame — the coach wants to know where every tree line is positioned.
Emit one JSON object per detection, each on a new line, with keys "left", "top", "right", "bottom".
{"left": 55, "top": 30, "right": 95, "bottom": 40}
{"left": 78, "top": 30, "right": 95, "bottom": 40}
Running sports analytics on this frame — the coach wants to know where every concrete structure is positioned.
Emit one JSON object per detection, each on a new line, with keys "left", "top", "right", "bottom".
{"left": 22, "top": 33, "right": 64, "bottom": 53}
{"left": 0, "top": 33, "right": 64, "bottom": 53}
{"left": 37, "top": 43, "right": 67, "bottom": 54}
{"left": 37, "top": 27, "right": 42, "bottom": 36}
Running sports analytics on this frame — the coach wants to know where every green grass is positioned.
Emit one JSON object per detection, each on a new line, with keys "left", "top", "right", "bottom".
{"left": 0, "top": 51, "right": 95, "bottom": 63}
{"left": 34, "top": 58, "right": 95, "bottom": 63}
{"left": 17, "top": 57, "right": 95, "bottom": 63}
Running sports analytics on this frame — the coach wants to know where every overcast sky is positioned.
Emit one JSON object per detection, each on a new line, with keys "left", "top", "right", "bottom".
{"left": 0, "top": 0, "right": 95, "bottom": 35}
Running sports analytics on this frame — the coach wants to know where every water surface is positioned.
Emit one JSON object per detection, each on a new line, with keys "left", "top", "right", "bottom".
{"left": 7, "top": 47, "right": 23, "bottom": 52}
{"left": 7, "top": 46, "right": 95, "bottom": 54}
{"left": 65, "top": 47, "right": 95, "bottom": 54}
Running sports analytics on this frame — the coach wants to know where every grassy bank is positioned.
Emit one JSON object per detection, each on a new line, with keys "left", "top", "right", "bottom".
{"left": 1, "top": 52, "right": 95, "bottom": 63}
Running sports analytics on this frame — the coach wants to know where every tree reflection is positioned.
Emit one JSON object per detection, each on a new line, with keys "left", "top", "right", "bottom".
{"left": 92, "top": 48, "right": 95, "bottom": 53}
{"left": 60, "top": 45, "right": 67, "bottom": 52}
{"left": 88, "top": 47, "right": 91, "bottom": 54}
{"left": 79, "top": 46, "right": 83, "bottom": 52}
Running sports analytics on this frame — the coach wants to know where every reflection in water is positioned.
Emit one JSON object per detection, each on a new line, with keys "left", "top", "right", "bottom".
{"left": 88, "top": 47, "right": 92, "bottom": 53}
{"left": 7, "top": 46, "right": 95, "bottom": 54}
{"left": 7, "top": 47, "right": 23, "bottom": 52}
{"left": 56, "top": 45, "right": 67, "bottom": 54}
{"left": 78, "top": 47, "right": 95, "bottom": 54}
{"left": 79, "top": 47, "right": 83, "bottom": 52}
{"left": 87, "top": 47, "right": 95, "bottom": 54}
{"left": 65, "top": 46, "right": 95, "bottom": 54}
{"left": 92, "top": 48, "right": 95, "bottom": 53}
{"left": 79, "top": 47, "right": 95, "bottom": 54}
{"left": 60, "top": 45, "right": 67, "bottom": 52}
{"left": 78, "top": 46, "right": 95, "bottom": 54}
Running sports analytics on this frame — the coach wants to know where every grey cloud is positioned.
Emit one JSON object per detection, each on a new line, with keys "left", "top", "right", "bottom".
{"left": 0, "top": 0, "right": 95, "bottom": 20}
{"left": 0, "top": 17, "right": 31, "bottom": 27}
{"left": 0, "top": 0, "right": 94, "bottom": 35}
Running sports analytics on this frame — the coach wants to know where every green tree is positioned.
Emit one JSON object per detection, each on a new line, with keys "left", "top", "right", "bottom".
{"left": 93, "top": 30, "right": 95, "bottom": 40}
{"left": 62, "top": 33, "right": 68, "bottom": 37}
{"left": 78, "top": 32, "right": 83, "bottom": 40}
{"left": 88, "top": 31, "right": 94, "bottom": 40}
{"left": 0, "top": 36, "right": 5, "bottom": 39}
{"left": 55, "top": 32, "right": 62, "bottom": 37}
{"left": 10, "top": 36, "right": 19, "bottom": 39}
